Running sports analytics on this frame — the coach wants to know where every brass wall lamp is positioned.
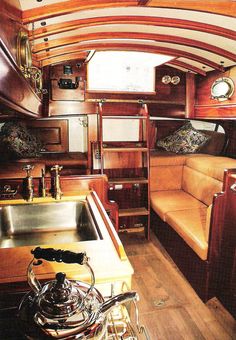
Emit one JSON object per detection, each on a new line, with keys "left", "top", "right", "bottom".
{"left": 17, "top": 29, "right": 32, "bottom": 78}
{"left": 16, "top": 30, "right": 47, "bottom": 94}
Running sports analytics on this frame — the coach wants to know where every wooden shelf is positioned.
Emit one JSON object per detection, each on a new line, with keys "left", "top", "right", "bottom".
{"left": 109, "top": 177, "right": 148, "bottom": 185}
{"left": 119, "top": 207, "right": 149, "bottom": 217}
{"left": 118, "top": 226, "right": 145, "bottom": 233}
{"left": 103, "top": 147, "right": 148, "bottom": 152}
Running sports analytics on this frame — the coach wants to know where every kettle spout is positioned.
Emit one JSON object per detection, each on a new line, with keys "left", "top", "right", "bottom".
{"left": 99, "top": 291, "right": 139, "bottom": 316}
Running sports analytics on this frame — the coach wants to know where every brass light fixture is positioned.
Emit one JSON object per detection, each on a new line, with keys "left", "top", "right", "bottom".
{"left": 16, "top": 29, "right": 46, "bottom": 94}
{"left": 16, "top": 29, "right": 32, "bottom": 77}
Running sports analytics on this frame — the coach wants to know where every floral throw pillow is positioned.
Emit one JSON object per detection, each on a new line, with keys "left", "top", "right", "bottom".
{"left": 156, "top": 122, "right": 211, "bottom": 154}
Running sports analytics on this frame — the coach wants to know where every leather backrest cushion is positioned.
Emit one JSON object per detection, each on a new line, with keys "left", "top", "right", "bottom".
{"left": 182, "top": 166, "right": 222, "bottom": 206}
{"left": 186, "top": 155, "right": 236, "bottom": 181}
{"left": 150, "top": 165, "right": 183, "bottom": 191}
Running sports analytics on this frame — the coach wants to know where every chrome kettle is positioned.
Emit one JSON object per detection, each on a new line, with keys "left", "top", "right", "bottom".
{"left": 17, "top": 247, "right": 138, "bottom": 339}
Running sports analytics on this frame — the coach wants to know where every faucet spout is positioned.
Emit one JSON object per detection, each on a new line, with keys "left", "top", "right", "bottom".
{"left": 50, "top": 165, "right": 63, "bottom": 200}
{"left": 23, "top": 165, "right": 34, "bottom": 202}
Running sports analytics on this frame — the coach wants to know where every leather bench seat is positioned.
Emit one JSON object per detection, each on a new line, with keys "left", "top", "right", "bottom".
{"left": 150, "top": 154, "right": 236, "bottom": 261}
{"left": 165, "top": 207, "right": 211, "bottom": 260}
{"left": 151, "top": 190, "right": 206, "bottom": 221}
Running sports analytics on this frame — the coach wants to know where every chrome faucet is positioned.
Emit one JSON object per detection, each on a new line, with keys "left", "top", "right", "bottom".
{"left": 50, "top": 165, "right": 63, "bottom": 200}
{"left": 23, "top": 165, "right": 34, "bottom": 202}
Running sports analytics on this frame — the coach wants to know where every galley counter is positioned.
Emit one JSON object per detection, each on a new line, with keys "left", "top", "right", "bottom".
{"left": 0, "top": 191, "right": 133, "bottom": 297}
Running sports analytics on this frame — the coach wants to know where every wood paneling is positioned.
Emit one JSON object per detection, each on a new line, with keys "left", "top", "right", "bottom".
{"left": 48, "top": 60, "right": 97, "bottom": 116}
{"left": 1, "top": 3, "right": 22, "bottom": 63}
{"left": 51, "top": 80, "right": 85, "bottom": 101}
{"left": 186, "top": 72, "right": 195, "bottom": 118}
{"left": 0, "top": 5, "right": 42, "bottom": 117}
{"left": 47, "top": 63, "right": 186, "bottom": 118}
{"left": 25, "top": 119, "right": 69, "bottom": 153}
{"left": 215, "top": 170, "right": 236, "bottom": 318}
{"left": 0, "top": 162, "right": 45, "bottom": 179}
{"left": 0, "top": 41, "right": 42, "bottom": 117}
{"left": 195, "top": 66, "right": 236, "bottom": 119}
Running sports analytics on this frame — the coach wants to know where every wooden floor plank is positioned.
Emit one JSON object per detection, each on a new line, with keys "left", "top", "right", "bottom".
{"left": 120, "top": 231, "right": 236, "bottom": 339}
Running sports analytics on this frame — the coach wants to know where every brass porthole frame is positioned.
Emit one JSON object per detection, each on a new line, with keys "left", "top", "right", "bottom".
{"left": 211, "top": 77, "right": 235, "bottom": 101}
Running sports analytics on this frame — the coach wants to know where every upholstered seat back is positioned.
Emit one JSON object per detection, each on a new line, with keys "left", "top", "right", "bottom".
{"left": 182, "top": 166, "right": 222, "bottom": 206}
{"left": 182, "top": 155, "right": 236, "bottom": 206}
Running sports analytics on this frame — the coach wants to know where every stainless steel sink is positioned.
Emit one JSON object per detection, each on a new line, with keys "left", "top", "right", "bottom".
{"left": 0, "top": 200, "right": 101, "bottom": 248}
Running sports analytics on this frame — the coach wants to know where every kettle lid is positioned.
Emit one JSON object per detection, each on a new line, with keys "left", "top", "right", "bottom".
{"left": 37, "top": 272, "right": 83, "bottom": 319}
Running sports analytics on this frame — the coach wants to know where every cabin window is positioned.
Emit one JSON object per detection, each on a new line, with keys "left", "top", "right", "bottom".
{"left": 87, "top": 51, "right": 173, "bottom": 93}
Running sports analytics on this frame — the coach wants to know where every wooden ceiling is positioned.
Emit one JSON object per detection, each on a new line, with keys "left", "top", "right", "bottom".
{"left": 18, "top": 0, "right": 236, "bottom": 75}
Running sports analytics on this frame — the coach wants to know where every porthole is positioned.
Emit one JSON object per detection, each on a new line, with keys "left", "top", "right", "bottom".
{"left": 211, "top": 77, "right": 234, "bottom": 101}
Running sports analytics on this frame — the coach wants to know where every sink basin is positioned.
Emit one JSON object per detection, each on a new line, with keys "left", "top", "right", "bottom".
{"left": 0, "top": 200, "right": 101, "bottom": 248}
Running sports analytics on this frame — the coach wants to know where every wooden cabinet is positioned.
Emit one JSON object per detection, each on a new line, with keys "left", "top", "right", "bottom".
{"left": 93, "top": 102, "right": 150, "bottom": 238}
{"left": 215, "top": 170, "right": 236, "bottom": 318}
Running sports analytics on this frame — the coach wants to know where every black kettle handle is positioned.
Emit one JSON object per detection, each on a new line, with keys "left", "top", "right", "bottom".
{"left": 31, "top": 247, "right": 87, "bottom": 265}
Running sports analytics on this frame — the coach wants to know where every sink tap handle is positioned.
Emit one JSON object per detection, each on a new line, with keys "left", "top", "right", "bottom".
{"left": 50, "top": 164, "right": 63, "bottom": 174}
{"left": 23, "top": 164, "right": 34, "bottom": 177}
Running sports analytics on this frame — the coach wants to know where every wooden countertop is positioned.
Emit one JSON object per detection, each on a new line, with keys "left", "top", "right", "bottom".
{"left": 0, "top": 239, "right": 133, "bottom": 285}
{"left": 0, "top": 193, "right": 133, "bottom": 288}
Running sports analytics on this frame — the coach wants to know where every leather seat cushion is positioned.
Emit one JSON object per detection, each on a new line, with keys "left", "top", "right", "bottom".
{"left": 150, "top": 190, "right": 206, "bottom": 221}
{"left": 165, "top": 208, "right": 209, "bottom": 260}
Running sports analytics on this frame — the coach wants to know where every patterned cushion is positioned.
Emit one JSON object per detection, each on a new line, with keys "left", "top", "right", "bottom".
{"left": 156, "top": 122, "right": 211, "bottom": 154}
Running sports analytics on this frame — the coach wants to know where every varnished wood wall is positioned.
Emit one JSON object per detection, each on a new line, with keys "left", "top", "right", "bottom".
{"left": 195, "top": 66, "right": 236, "bottom": 119}
{"left": 46, "top": 62, "right": 186, "bottom": 118}
{"left": 0, "top": 1, "right": 42, "bottom": 117}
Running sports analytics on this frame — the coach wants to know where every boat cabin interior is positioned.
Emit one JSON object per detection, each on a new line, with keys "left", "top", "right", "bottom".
{"left": 0, "top": 0, "right": 236, "bottom": 338}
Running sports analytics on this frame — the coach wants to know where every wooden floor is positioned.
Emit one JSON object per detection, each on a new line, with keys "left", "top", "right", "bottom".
{"left": 119, "top": 231, "right": 236, "bottom": 340}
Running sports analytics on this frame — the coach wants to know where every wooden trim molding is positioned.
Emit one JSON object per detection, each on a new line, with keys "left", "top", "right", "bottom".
{"left": 147, "top": 0, "right": 236, "bottom": 18}
{"left": 33, "top": 32, "right": 236, "bottom": 65}
{"left": 22, "top": 0, "right": 138, "bottom": 24}
{"left": 37, "top": 41, "right": 224, "bottom": 72}
{"left": 167, "top": 60, "right": 206, "bottom": 76}
{"left": 29, "top": 16, "right": 236, "bottom": 42}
